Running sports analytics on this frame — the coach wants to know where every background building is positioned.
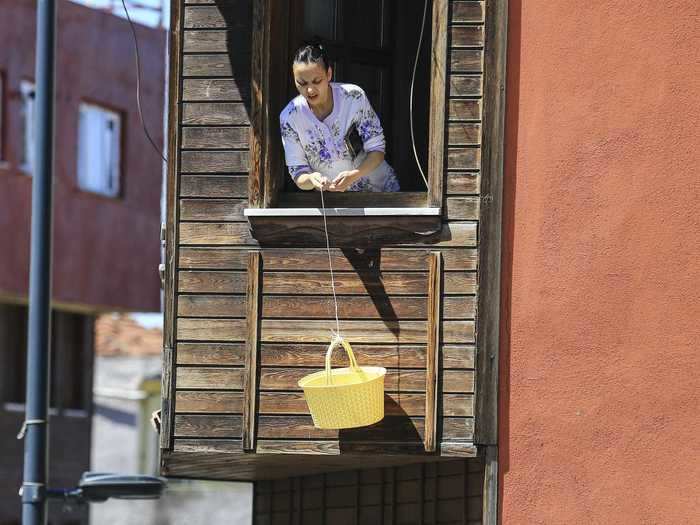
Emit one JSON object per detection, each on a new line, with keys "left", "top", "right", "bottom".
{"left": 0, "top": 1, "right": 165, "bottom": 523}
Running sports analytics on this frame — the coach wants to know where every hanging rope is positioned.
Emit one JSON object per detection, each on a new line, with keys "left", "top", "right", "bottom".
{"left": 319, "top": 186, "right": 341, "bottom": 340}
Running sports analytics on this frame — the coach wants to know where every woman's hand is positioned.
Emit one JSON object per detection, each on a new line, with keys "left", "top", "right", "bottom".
{"left": 296, "top": 172, "right": 331, "bottom": 191}
{"left": 329, "top": 170, "right": 361, "bottom": 192}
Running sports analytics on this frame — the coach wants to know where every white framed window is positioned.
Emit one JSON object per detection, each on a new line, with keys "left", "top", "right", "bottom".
{"left": 77, "top": 102, "right": 121, "bottom": 198}
{"left": 20, "top": 81, "right": 35, "bottom": 174}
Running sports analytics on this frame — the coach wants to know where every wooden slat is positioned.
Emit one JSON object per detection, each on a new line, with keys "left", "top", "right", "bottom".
{"left": 475, "top": 0, "right": 509, "bottom": 447}
{"left": 252, "top": 441, "right": 433, "bottom": 456}
{"left": 183, "top": 54, "right": 234, "bottom": 77}
{"left": 451, "top": 1, "right": 485, "bottom": 23}
{"left": 176, "top": 367, "right": 245, "bottom": 389}
{"left": 254, "top": 368, "right": 473, "bottom": 393}
{"left": 178, "top": 247, "right": 478, "bottom": 271}
{"left": 182, "top": 102, "right": 249, "bottom": 125}
{"left": 183, "top": 30, "right": 230, "bottom": 53}
{"left": 180, "top": 175, "right": 248, "bottom": 198}
{"left": 258, "top": 320, "right": 474, "bottom": 344}
{"left": 180, "top": 199, "right": 247, "bottom": 221}
{"left": 176, "top": 391, "right": 244, "bottom": 413}
{"left": 261, "top": 271, "right": 476, "bottom": 295}
{"left": 259, "top": 368, "right": 427, "bottom": 392}
{"left": 449, "top": 100, "right": 482, "bottom": 121}
{"left": 449, "top": 75, "right": 482, "bottom": 97}
{"left": 180, "top": 150, "right": 249, "bottom": 173}
{"left": 178, "top": 271, "right": 246, "bottom": 293}
{"left": 425, "top": 253, "right": 442, "bottom": 452}
{"left": 447, "top": 148, "right": 481, "bottom": 170}
{"left": 428, "top": 0, "right": 448, "bottom": 207}
{"left": 181, "top": 126, "right": 249, "bottom": 147}
{"left": 449, "top": 26, "right": 484, "bottom": 48}
{"left": 260, "top": 295, "right": 475, "bottom": 320}
{"left": 177, "top": 294, "right": 246, "bottom": 317}
{"left": 243, "top": 251, "right": 262, "bottom": 450}
{"left": 448, "top": 123, "right": 481, "bottom": 145}
{"left": 183, "top": 5, "right": 245, "bottom": 29}
{"left": 446, "top": 173, "right": 480, "bottom": 195}
{"left": 450, "top": 49, "right": 483, "bottom": 73}
{"left": 259, "top": 343, "right": 475, "bottom": 369}
{"left": 263, "top": 295, "right": 426, "bottom": 320}
{"left": 171, "top": 392, "right": 470, "bottom": 417}
{"left": 174, "top": 414, "right": 242, "bottom": 437}
{"left": 445, "top": 197, "right": 480, "bottom": 220}
{"left": 179, "top": 223, "right": 255, "bottom": 245}
{"left": 177, "top": 318, "right": 247, "bottom": 341}
{"left": 256, "top": 415, "right": 426, "bottom": 441}
{"left": 176, "top": 342, "right": 246, "bottom": 365}
{"left": 178, "top": 247, "right": 249, "bottom": 269}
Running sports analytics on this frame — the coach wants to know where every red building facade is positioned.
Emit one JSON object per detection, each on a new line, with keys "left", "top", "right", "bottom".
{"left": 0, "top": 2, "right": 165, "bottom": 523}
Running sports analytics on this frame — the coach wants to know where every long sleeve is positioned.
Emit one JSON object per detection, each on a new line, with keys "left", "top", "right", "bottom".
{"left": 280, "top": 116, "right": 311, "bottom": 180}
{"left": 352, "top": 92, "right": 386, "bottom": 154}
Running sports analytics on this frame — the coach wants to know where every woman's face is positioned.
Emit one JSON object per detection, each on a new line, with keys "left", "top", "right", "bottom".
{"left": 292, "top": 62, "right": 332, "bottom": 107}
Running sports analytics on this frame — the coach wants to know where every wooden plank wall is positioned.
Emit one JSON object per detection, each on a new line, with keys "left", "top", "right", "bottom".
{"left": 166, "top": 0, "right": 486, "bottom": 469}
{"left": 254, "top": 459, "right": 484, "bottom": 525}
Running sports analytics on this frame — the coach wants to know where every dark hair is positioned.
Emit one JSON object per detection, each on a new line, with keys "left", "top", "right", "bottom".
{"left": 292, "top": 42, "right": 330, "bottom": 71}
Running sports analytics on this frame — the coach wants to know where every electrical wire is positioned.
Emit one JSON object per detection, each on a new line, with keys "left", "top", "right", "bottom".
{"left": 121, "top": 0, "right": 167, "bottom": 164}
{"left": 409, "top": 0, "right": 430, "bottom": 189}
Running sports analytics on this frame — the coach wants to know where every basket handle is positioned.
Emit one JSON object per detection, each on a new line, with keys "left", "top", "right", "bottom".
{"left": 325, "top": 336, "right": 359, "bottom": 385}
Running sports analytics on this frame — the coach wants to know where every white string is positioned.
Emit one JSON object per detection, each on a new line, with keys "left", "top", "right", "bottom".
{"left": 410, "top": 0, "right": 430, "bottom": 189}
{"left": 319, "top": 186, "right": 341, "bottom": 338}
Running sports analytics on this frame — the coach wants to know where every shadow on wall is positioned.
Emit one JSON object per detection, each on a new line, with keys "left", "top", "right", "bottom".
{"left": 216, "top": 0, "right": 254, "bottom": 119}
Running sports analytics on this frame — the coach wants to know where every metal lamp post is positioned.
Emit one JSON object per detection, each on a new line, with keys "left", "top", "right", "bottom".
{"left": 20, "top": 1, "right": 57, "bottom": 523}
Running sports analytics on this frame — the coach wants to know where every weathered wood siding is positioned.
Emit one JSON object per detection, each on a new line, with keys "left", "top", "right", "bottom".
{"left": 163, "top": 0, "right": 493, "bottom": 481}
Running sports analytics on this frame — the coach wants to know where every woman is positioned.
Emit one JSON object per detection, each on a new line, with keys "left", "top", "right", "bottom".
{"left": 279, "top": 44, "right": 400, "bottom": 192}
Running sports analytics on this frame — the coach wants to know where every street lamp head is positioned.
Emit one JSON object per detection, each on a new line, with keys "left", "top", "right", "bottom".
{"left": 78, "top": 473, "right": 166, "bottom": 502}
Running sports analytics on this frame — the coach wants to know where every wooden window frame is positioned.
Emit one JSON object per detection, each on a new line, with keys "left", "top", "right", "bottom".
{"left": 248, "top": 0, "right": 447, "bottom": 214}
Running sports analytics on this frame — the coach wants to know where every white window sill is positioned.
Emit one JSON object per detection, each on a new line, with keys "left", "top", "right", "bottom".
{"left": 244, "top": 207, "right": 441, "bottom": 217}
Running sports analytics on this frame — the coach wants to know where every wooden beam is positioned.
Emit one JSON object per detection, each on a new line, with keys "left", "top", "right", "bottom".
{"left": 249, "top": 0, "right": 269, "bottom": 208}
{"left": 428, "top": 0, "right": 448, "bottom": 207}
{"left": 161, "top": 0, "right": 184, "bottom": 454}
{"left": 424, "top": 252, "right": 442, "bottom": 452}
{"left": 243, "top": 251, "right": 262, "bottom": 450}
{"left": 475, "top": 0, "right": 509, "bottom": 445}
{"left": 482, "top": 445, "right": 499, "bottom": 525}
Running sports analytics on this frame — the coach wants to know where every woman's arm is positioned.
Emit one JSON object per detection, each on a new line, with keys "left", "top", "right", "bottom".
{"left": 329, "top": 151, "right": 384, "bottom": 192}
{"left": 296, "top": 172, "right": 332, "bottom": 191}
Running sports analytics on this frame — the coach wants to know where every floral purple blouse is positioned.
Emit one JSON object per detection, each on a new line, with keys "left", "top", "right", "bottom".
{"left": 279, "top": 83, "right": 400, "bottom": 192}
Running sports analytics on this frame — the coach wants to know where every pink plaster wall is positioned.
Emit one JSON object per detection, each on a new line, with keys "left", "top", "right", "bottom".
{"left": 499, "top": 1, "right": 700, "bottom": 523}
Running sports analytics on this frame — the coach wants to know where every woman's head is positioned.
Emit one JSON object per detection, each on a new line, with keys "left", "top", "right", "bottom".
{"left": 292, "top": 43, "right": 333, "bottom": 108}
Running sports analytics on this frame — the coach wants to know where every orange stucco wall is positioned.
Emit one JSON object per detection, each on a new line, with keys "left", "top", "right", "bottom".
{"left": 500, "top": 1, "right": 700, "bottom": 523}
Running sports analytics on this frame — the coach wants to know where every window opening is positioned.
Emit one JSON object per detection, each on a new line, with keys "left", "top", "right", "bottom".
{"left": 77, "top": 103, "right": 122, "bottom": 198}
{"left": 20, "top": 81, "right": 36, "bottom": 175}
{"left": 282, "top": 0, "right": 432, "bottom": 194}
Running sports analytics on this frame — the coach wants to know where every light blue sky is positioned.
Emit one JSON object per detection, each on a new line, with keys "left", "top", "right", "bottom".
{"left": 70, "top": 0, "right": 169, "bottom": 29}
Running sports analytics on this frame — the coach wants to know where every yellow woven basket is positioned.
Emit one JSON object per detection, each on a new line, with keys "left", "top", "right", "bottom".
{"left": 298, "top": 337, "right": 386, "bottom": 429}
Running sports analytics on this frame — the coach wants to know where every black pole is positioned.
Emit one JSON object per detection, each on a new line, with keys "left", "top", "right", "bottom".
{"left": 21, "top": 1, "right": 56, "bottom": 524}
